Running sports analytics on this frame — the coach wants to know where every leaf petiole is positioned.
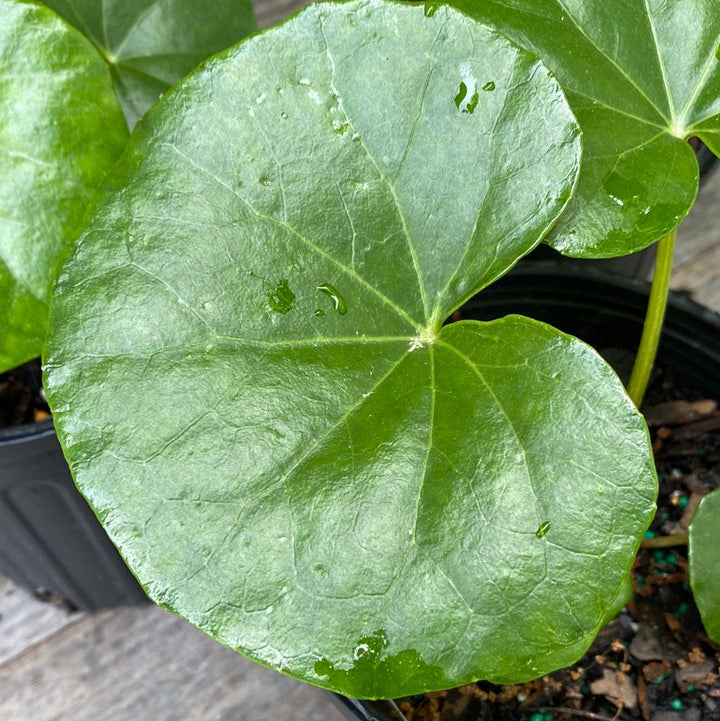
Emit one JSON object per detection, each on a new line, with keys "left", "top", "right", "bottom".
{"left": 627, "top": 229, "right": 677, "bottom": 407}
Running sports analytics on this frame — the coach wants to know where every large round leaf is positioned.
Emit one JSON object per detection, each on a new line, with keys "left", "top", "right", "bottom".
{"left": 448, "top": 0, "right": 720, "bottom": 258}
{"left": 44, "top": 0, "right": 256, "bottom": 127}
{"left": 0, "top": 0, "right": 127, "bottom": 373}
{"left": 689, "top": 488, "right": 720, "bottom": 643}
{"left": 45, "top": 0, "right": 656, "bottom": 698}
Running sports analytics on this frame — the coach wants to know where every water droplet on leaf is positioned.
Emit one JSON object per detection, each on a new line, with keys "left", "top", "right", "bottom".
{"left": 315, "top": 659, "right": 333, "bottom": 676}
{"left": 268, "top": 279, "right": 295, "bottom": 313}
{"left": 354, "top": 643, "right": 370, "bottom": 659}
{"left": 602, "top": 171, "right": 649, "bottom": 212}
{"left": 268, "top": 280, "right": 295, "bottom": 313}
{"left": 455, "top": 63, "right": 479, "bottom": 114}
{"left": 280, "top": 111, "right": 288, "bottom": 120}
{"left": 251, "top": 272, "right": 296, "bottom": 314}
{"left": 454, "top": 81, "right": 467, "bottom": 108}
{"left": 352, "top": 629, "right": 388, "bottom": 663}
{"left": 317, "top": 283, "right": 347, "bottom": 314}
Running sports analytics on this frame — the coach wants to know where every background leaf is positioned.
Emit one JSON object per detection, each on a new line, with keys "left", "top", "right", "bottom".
{"left": 689, "top": 488, "right": 720, "bottom": 643}
{"left": 45, "top": 0, "right": 656, "bottom": 698}
{"left": 449, "top": 0, "right": 720, "bottom": 258}
{"left": 0, "top": 0, "right": 127, "bottom": 372}
{"left": 43, "top": 0, "right": 256, "bottom": 127}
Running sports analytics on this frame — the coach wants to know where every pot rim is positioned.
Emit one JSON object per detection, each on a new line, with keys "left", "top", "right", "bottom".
{"left": 0, "top": 416, "right": 55, "bottom": 446}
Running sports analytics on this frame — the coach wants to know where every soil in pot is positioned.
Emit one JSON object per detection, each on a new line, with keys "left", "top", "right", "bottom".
{"left": 0, "top": 358, "right": 50, "bottom": 428}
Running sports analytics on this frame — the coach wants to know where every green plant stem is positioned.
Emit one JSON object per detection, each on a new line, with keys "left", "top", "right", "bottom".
{"left": 627, "top": 229, "right": 677, "bottom": 407}
{"left": 641, "top": 533, "right": 688, "bottom": 549}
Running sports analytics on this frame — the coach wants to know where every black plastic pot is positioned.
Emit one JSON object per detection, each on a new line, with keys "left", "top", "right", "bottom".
{"left": 0, "top": 418, "right": 146, "bottom": 609}
{"left": 695, "top": 139, "right": 718, "bottom": 181}
{"left": 333, "top": 263, "right": 720, "bottom": 720}
{"left": 330, "top": 696, "right": 393, "bottom": 721}
{"left": 466, "top": 263, "right": 720, "bottom": 397}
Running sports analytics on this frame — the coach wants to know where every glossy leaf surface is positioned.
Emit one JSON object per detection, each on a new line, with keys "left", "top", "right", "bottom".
{"left": 0, "top": 0, "right": 127, "bottom": 372}
{"left": 689, "top": 488, "right": 720, "bottom": 643}
{"left": 43, "top": 0, "right": 256, "bottom": 127}
{"left": 449, "top": 0, "right": 720, "bottom": 257}
{"left": 45, "top": 0, "right": 656, "bottom": 697}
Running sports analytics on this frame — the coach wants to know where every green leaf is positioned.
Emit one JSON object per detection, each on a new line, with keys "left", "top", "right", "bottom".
{"left": 43, "top": 0, "right": 256, "bottom": 127}
{"left": 448, "top": 0, "right": 720, "bottom": 258}
{"left": 0, "top": 0, "right": 127, "bottom": 373}
{"left": 45, "top": 0, "right": 656, "bottom": 698}
{"left": 689, "top": 488, "right": 720, "bottom": 643}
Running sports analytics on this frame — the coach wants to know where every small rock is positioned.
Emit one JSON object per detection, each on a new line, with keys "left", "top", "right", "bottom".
{"left": 590, "top": 668, "right": 637, "bottom": 709}
{"left": 676, "top": 660, "right": 716, "bottom": 689}
{"left": 630, "top": 624, "right": 668, "bottom": 661}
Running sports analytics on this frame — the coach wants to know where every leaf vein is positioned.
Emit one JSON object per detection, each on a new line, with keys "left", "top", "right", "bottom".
{"left": 554, "top": 0, "right": 669, "bottom": 123}
{"left": 163, "top": 142, "right": 423, "bottom": 332}
{"left": 318, "top": 17, "right": 429, "bottom": 322}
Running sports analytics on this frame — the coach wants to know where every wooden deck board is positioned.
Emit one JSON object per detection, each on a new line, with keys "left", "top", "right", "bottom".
{"left": 0, "top": 576, "right": 84, "bottom": 668}
{"left": 672, "top": 168, "right": 720, "bottom": 311}
{"left": 255, "top": 0, "right": 307, "bottom": 27}
{"left": 0, "top": 601, "right": 345, "bottom": 721}
{"left": 675, "top": 167, "right": 720, "bottom": 273}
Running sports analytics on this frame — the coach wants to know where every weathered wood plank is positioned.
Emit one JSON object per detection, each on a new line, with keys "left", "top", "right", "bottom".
{"left": 670, "top": 167, "right": 720, "bottom": 313}
{"left": 675, "top": 168, "right": 720, "bottom": 271}
{"left": 0, "top": 602, "right": 346, "bottom": 721}
{"left": 255, "top": 0, "right": 307, "bottom": 28}
{"left": 0, "top": 575, "right": 84, "bottom": 667}
{"left": 671, "top": 242, "right": 720, "bottom": 313}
